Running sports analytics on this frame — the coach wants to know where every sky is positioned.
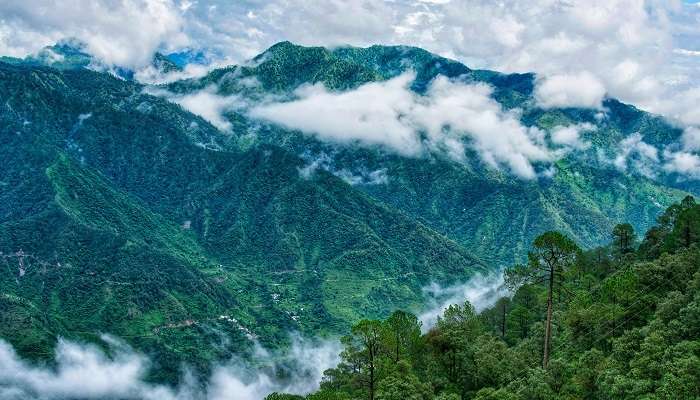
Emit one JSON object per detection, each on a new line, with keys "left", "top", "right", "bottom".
{"left": 1, "top": 0, "right": 699, "bottom": 127}
{"left": 2, "top": 0, "right": 700, "bottom": 179}
{"left": 0, "top": 0, "right": 698, "bottom": 125}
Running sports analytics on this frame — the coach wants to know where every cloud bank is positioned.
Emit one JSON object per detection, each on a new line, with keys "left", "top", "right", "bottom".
{"left": 0, "top": 0, "right": 187, "bottom": 68}
{"left": 145, "top": 86, "right": 244, "bottom": 131}
{"left": 419, "top": 272, "right": 508, "bottom": 331}
{"left": 0, "top": 335, "right": 340, "bottom": 400}
{"left": 534, "top": 72, "right": 606, "bottom": 109}
{"left": 4, "top": 0, "right": 700, "bottom": 180}
{"left": 251, "top": 73, "right": 553, "bottom": 179}
{"left": 2, "top": 1, "right": 700, "bottom": 127}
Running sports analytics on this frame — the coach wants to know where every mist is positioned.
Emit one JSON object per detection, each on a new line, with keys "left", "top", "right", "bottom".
{"left": 0, "top": 273, "right": 509, "bottom": 399}
{"left": 0, "top": 334, "right": 340, "bottom": 400}
{"left": 418, "top": 272, "right": 509, "bottom": 331}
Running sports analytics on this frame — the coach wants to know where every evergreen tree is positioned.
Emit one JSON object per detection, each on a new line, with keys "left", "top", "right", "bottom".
{"left": 382, "top": 311, "right": 422, "bottom": 363}
{"left": 505, "top": 231, "right": 580, "bottom": 368}
{"left": 612, "top": 223, "right": 635, "bottom": 254}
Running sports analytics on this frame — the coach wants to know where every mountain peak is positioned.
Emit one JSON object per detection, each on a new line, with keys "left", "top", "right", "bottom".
{"left": 252, "top": 41, "right": 331, "bottom": 65}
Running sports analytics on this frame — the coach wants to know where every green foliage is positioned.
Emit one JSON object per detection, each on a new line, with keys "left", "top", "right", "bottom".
{"left": 265, "top": 393, "right": 305, "bottom": 400}
{"left": 301, "top": 198, "right": 700, "bottom": 400}
{"left": 376, "top": 361, "right": 432, "bottom": 400}
{"left": 2, "top": 41, "right": 700, "bottom": 394}
{"left": 612, "top": 223, "right": 635, "bottom": 254}
{"left": 0, "top": 58, "right": 484, "bottom": 378}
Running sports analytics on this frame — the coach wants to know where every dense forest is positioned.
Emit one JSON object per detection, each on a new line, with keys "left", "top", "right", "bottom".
{"left": 266, "top": 196, "right": 700, "bottom": 400}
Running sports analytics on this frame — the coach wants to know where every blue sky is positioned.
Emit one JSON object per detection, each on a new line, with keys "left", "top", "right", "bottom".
{"left": 0, "top": 0, "right": 699, "bottom": 127}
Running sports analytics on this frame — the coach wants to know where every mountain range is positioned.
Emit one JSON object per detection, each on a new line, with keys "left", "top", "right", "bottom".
{"left": 0, "top": 41, "right": 694, "bottom": 379}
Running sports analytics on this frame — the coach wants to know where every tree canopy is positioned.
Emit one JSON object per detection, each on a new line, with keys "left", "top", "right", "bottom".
{"left": 269, "top": 197, "right": 700, "bottom": 400}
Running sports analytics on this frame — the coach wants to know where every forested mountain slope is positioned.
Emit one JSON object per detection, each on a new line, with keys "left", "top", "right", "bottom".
{"left": 164, "top": 42, "right": 692, "bottom": 265}
{"left": 1, "top": 40, "right": 698, "bottom": 384}
{"left": 281, "top": 197, "right": 700, "bottom": 400}
{"left": 0, "top": 60, "right": 485, "bottom": 377}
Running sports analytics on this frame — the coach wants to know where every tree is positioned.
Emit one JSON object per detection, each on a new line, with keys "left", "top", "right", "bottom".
{"left": 479, "top": 297, "right": 511, "bottom": 339}
{"left": 429, "top": 302, "right": 484, "bottom": 396}
{"left": 264, "top": 394, "right": 303, "bottom": 400}
{"left": 375, "top": 361, "right": 432, "bottom": 400}
{"left": 382, "top": 311, "right": 422, "bottom": 363}
{"left": 612, "top": 223, "right": 635, "bottom": 254}
{"left": 345, "top": 319, "right": 384, "bottom": 400}
{"left": 505, "top": 231, "right": 580, "bottom": 368}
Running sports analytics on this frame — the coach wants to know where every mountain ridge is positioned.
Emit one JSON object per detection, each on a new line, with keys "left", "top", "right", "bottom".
{"left": 156, "top": 41, "right": 692, "bottom": 265}
{"left": 0, "top": 56, "right": 487, "bottom": 378}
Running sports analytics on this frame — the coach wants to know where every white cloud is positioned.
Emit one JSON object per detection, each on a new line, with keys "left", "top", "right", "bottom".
{"left": 535, "top": 72, "right": 607, "bottom": 109}
{"left": 183, "top": 0, "right": 696, "bottom": 128}
{"left": 0, "top": 336, "right": 173, "bottom": 399}
{"left": 146, "top": 86, "right": 243, "bottom": 131}
{"left": 650, "top": 87, "right": 700, "bottom": 125}
{"left": 251, "top": 72, "right": 552, "bottom": 179}
{"left": 681, "top": 126, "right": 700, "bottom": 151}
{"left": 252, "top": 74, "right": 423, "bottom": 157}
{"left": 297, "top": 152, "right": 389, "bottom": 185}
{"left": 134, "top": 62, "right": 212, "bottom": 84}
{"left": 0, "top": 334, "right": 341, "bottom": 400}
{"left": 418, "top": 272, "right": 508, "bottom": 332}
{"left": 334, "top": 168, "right": 389, "bottom": 186}
{"left": 663, "top": 149, "right": 700, "bottom": 178}
{"left": 613, "top": 133, "right": 660, "bottom": 178}
{"left": 2, "top": 1, "right": 700, "bottom": 148}
{"left": 0, "top": 0, "right": 187, "bottom": 68}
{"left": 550, "top": 123, "right": 594, "bottom": 150}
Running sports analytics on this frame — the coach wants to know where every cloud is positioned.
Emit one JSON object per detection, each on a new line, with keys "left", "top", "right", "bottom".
{"left": 252, "top": 74, "right": 423, "bottom": 157}
{"left": 207, "top": 336, "right": 342, "bottom": 400}
{"left": 0, "top": 0, "right": 187, "bottom": 68}
{"left": 0, "top": 336, "right": 173, "bottom": 400}
{"left": 534, "top": 72, "right": 607, "bottom": 109}
{"left": 418, "top": 272, "right": 508, "bottom": 331}
{"left": 333, "top": 168, "right": 389, "bottom": 186}
{"left": 662, "top": 149, "right": 700, "bottom": 178}
{"left": 603, "top": 129, "right": 700, "bottom": 180}
{"left": 613, "top": 133, "right": 660, "bottom": 178}
{"left": 251, "top": 72, "right": 553, "bottom": 179}
{"left": 146, "top": 86, "right": 243, "bottom": 131}
{"left": 134, "top": 62, "right": 212, "bottom": 85}
{"left": 298, "top": 152, "right": 389, "bottom": 185}
{"left": 550, "top": 123, "right": 595, "bottom": 150}
{"left": 0, "top": 334, "right": 341, "bottom": 400}
{"left": 2, "top": 1, "right": 700, "bottom": 129}
{"left": 681, "top": 126, "right": 700, "bottom": 151}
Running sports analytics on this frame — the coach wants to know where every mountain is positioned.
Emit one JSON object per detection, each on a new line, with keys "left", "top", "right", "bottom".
{"left": 165, "top": 41, "right": 691, "bottom": 265}
{"left": 0, "top": 57, "right": 485, "bottom": 379}
{"left": 1, "top": 41, "right": 697, "bottom": 382}
{"left": 0, "top": 39, "right": 186, "bottom": 80}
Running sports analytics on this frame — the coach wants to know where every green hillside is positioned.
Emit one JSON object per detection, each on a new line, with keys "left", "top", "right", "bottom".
{"left": 0, "top": 41, "right": 697, "bottom": 384}
{"left": 0, "top": 60, "right": 485, "bottom": 378}
{"left": 166, "top": 42, "right": 690, "bottom": 266}
{"left": 286, "top": 196, "right": 700, "bottom": 400}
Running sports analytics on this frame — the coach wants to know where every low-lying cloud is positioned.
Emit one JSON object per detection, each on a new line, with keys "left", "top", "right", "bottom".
{"left": 604, "top": 129, "right": 700, "bottom": 180}
{"left": 613, "top": 132, "right": 661, "bottom": 178}
{"left": 145, "top": 86, "right": 244, "bottom": 131}
{"left": 418, "top": 272, "right": 508, "bottom": 331}
{"left": 251, "top": 72, "right": 554, "bottom": 179}
{"left": 298, "top": 152, "right": 388, "bottom": 185}
{"left": 663, "top": 149, "right": 700, "bottom": 178}
{"left": 550, "top": 123, "right": 595, "bottom": 150}
{"left": 534, "top": 72, "right": 607, "bottom": 109}
{"left": 0, "top": 334, "right": 341, "bottom": 400}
